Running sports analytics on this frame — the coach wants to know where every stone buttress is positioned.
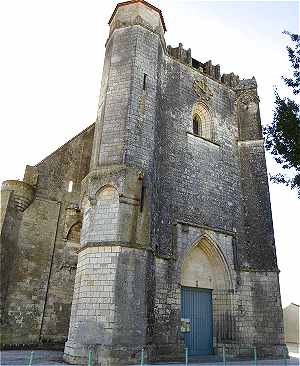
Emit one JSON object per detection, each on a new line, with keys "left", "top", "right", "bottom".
{"left": 234, "top": 79, "right": 286, "bottom": 356}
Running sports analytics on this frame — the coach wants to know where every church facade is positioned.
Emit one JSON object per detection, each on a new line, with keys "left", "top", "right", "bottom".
{"left": 0, "top": 1, "right": 287, "bottom": 364}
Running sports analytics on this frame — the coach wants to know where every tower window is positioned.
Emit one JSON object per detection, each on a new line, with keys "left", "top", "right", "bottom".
{"left": 191, "top": 104, "right": 214, "bottom": 142}
{"left": 143, "top": 74, "right": 147, "bottom": 91}
{"left": 68, "top": 181, "right": 73, "bottom": 193}
{"left": 193, "top": 116, "right": 200, "bottom": 136}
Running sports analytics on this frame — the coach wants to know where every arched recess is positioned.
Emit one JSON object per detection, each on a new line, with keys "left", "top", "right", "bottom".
{"left": 192, "top": 103, "right": 214, "bottom": 141}
{"left": 67, "top": 222, "right": 82, "bottom": 244}
{"left": 181, "top": 235, "right": 234, "bottom": 345}
{"left": 81, "top": 185, "right": 120, "bottom": 245}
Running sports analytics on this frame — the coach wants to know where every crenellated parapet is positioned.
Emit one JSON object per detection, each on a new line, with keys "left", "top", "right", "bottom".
{"left": 1, "top": 180, "right": 35, "bottom": 212}
{"left": 203, "top": 60, "right": 221, "bottom": 81}
{"left": 167, "top": 43, "right": 225, "bottom": 83}
{"left": 167, "top": 43, "right": 250, "bottom": 88}
{"left": 221, "top": 72, "right": 240, "bottom": 87}
{"left": 234, "top": 76, "right": 257, "bottom": 91}
{"left": 167, "top": 44, "right": 192, "bottom": 66}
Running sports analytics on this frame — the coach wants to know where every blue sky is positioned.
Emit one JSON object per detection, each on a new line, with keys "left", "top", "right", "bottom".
{"left": 0, "top": 0, "right": 299, "bottom": 306}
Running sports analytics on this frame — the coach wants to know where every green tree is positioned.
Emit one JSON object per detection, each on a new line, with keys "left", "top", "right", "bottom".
{"left": 264, "top": 31, "right": 300, "bottom": 197}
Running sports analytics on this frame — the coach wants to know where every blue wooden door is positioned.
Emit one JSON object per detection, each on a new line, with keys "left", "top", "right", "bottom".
{"left": 181, "top": 287, "right": 213, "bottom": 356}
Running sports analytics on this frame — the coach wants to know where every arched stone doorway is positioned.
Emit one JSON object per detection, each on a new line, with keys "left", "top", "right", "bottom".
{"left": 180, "top": 235, "right": 234, "bottom": 355}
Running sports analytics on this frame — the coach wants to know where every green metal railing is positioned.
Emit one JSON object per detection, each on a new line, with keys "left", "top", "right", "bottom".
{"left": 141, "top": 348, "right": 145, "bottom": 366}
{"left": 24, "top": 346, "right": 291, "bottom": 365}
{"left": 185, "top": 347, "right": 188, "bottom": 366}
{"left": 179, "top": 345, "right": 289, "bottom": 366}
{"left": 222, "top": 345, "right": 226, "bottom": 365}
{"left": 28, "top": 351, "right": 34, "bottom": 366}
{"left": 88, "top": 350, "right": 93, "bottom": 366}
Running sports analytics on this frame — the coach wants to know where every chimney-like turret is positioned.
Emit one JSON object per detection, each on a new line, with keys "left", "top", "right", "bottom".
{"left": 64, "top": 2, "right": 166, "bottom": 365}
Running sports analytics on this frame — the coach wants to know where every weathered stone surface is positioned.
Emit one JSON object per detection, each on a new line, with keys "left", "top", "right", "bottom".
{"left": 1, "top": 180, "right": 35, "bottom": 212}
{"left": 1, "top": 125, "right": 94, "bottom": 346}
{"left": 0, "top": 191, "right": 22, "bottom": 332}
{"left": 1, "top": 0, "right": 286, "bottom": 363}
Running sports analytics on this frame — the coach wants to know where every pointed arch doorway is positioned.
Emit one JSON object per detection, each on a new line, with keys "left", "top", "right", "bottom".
{"left": 180, "top": 235, "right": 232, "bottom": 356}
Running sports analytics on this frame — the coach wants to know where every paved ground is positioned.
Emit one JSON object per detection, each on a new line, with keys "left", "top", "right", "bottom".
{"left": 0, "top": 351, "right": 66, "bottom": 365}
{"left": 0, "top": 350, "right": 299, "bottom": 366}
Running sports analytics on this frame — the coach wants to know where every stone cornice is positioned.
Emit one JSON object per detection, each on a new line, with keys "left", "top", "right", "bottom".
{"left": 108, "top": 0, "right": 167, "bottom": 32}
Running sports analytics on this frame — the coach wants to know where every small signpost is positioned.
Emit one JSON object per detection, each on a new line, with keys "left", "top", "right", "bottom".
{"left": 180, "top": 318, "right": 191, "bottom": 333}
{"left": 185, "top": 347, "right": 188, "bottom": 366}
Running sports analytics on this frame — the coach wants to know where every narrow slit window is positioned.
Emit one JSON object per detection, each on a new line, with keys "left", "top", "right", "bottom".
{"left": 143, "top": 74, "right": 147, "bottom": 91}
{"left": 140, "top": 184, "right": 145, "bottom": 212}
{"left": 193, "top": 117, "right": 200, "bottom": 136}
{"left": 68, "top": 180, "right": 73, "bottom": 193}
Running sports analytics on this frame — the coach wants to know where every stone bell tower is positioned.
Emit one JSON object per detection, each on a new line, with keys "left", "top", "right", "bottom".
{"left": 64, "top": 1, "right": 166, "bottom": 365}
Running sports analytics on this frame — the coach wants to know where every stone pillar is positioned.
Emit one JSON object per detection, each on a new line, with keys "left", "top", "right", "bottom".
{"left": 64, "top": 1, "right": 166, "bottom": 364}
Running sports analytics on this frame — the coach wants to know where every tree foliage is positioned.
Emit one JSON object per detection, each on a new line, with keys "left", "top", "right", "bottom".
{"left": 282, "top": 31, "right": 300, "bottom": 95}
{"left": 264, "top": 31, "right": 300, "bottom": 196}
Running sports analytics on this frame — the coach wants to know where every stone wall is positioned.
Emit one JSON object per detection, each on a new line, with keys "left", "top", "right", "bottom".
{"left": 152, "top": 257, "right": 182, "bottom": 361}
{"left": 235, "top": 271, "right": 286, "bottom": 357}
{"left": 1, "top": 124, "right": 95, "bottom": 347}
{"left": 0, "top": 191, "right": 22, "bottom": 332}
{"left": 65, "top": 245, "right": 120, "bottom": 363}
{"left": 33, "top": 124, "right": 94, "bottom": 201}
{"left": 1, "top": 198, "right": 60, "bottom": 344}
{"left": 153, "top": 55, "right": 243, "bottom": 258}
{"left": 81, "top": 186, "right": 120, "bottom": 245}
{"left": 64, "top": 246, "right": 151, "bottom": 365}
{"left": 149, "top": 27, "right": 285, "bottom": 358}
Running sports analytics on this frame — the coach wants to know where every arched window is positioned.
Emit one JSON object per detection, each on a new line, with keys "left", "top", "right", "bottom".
{"left": 193, "top": 115, "right": 201, "bottom": 136}
{"left": 192, "top": 103, "right": 214, "bottom": 141}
